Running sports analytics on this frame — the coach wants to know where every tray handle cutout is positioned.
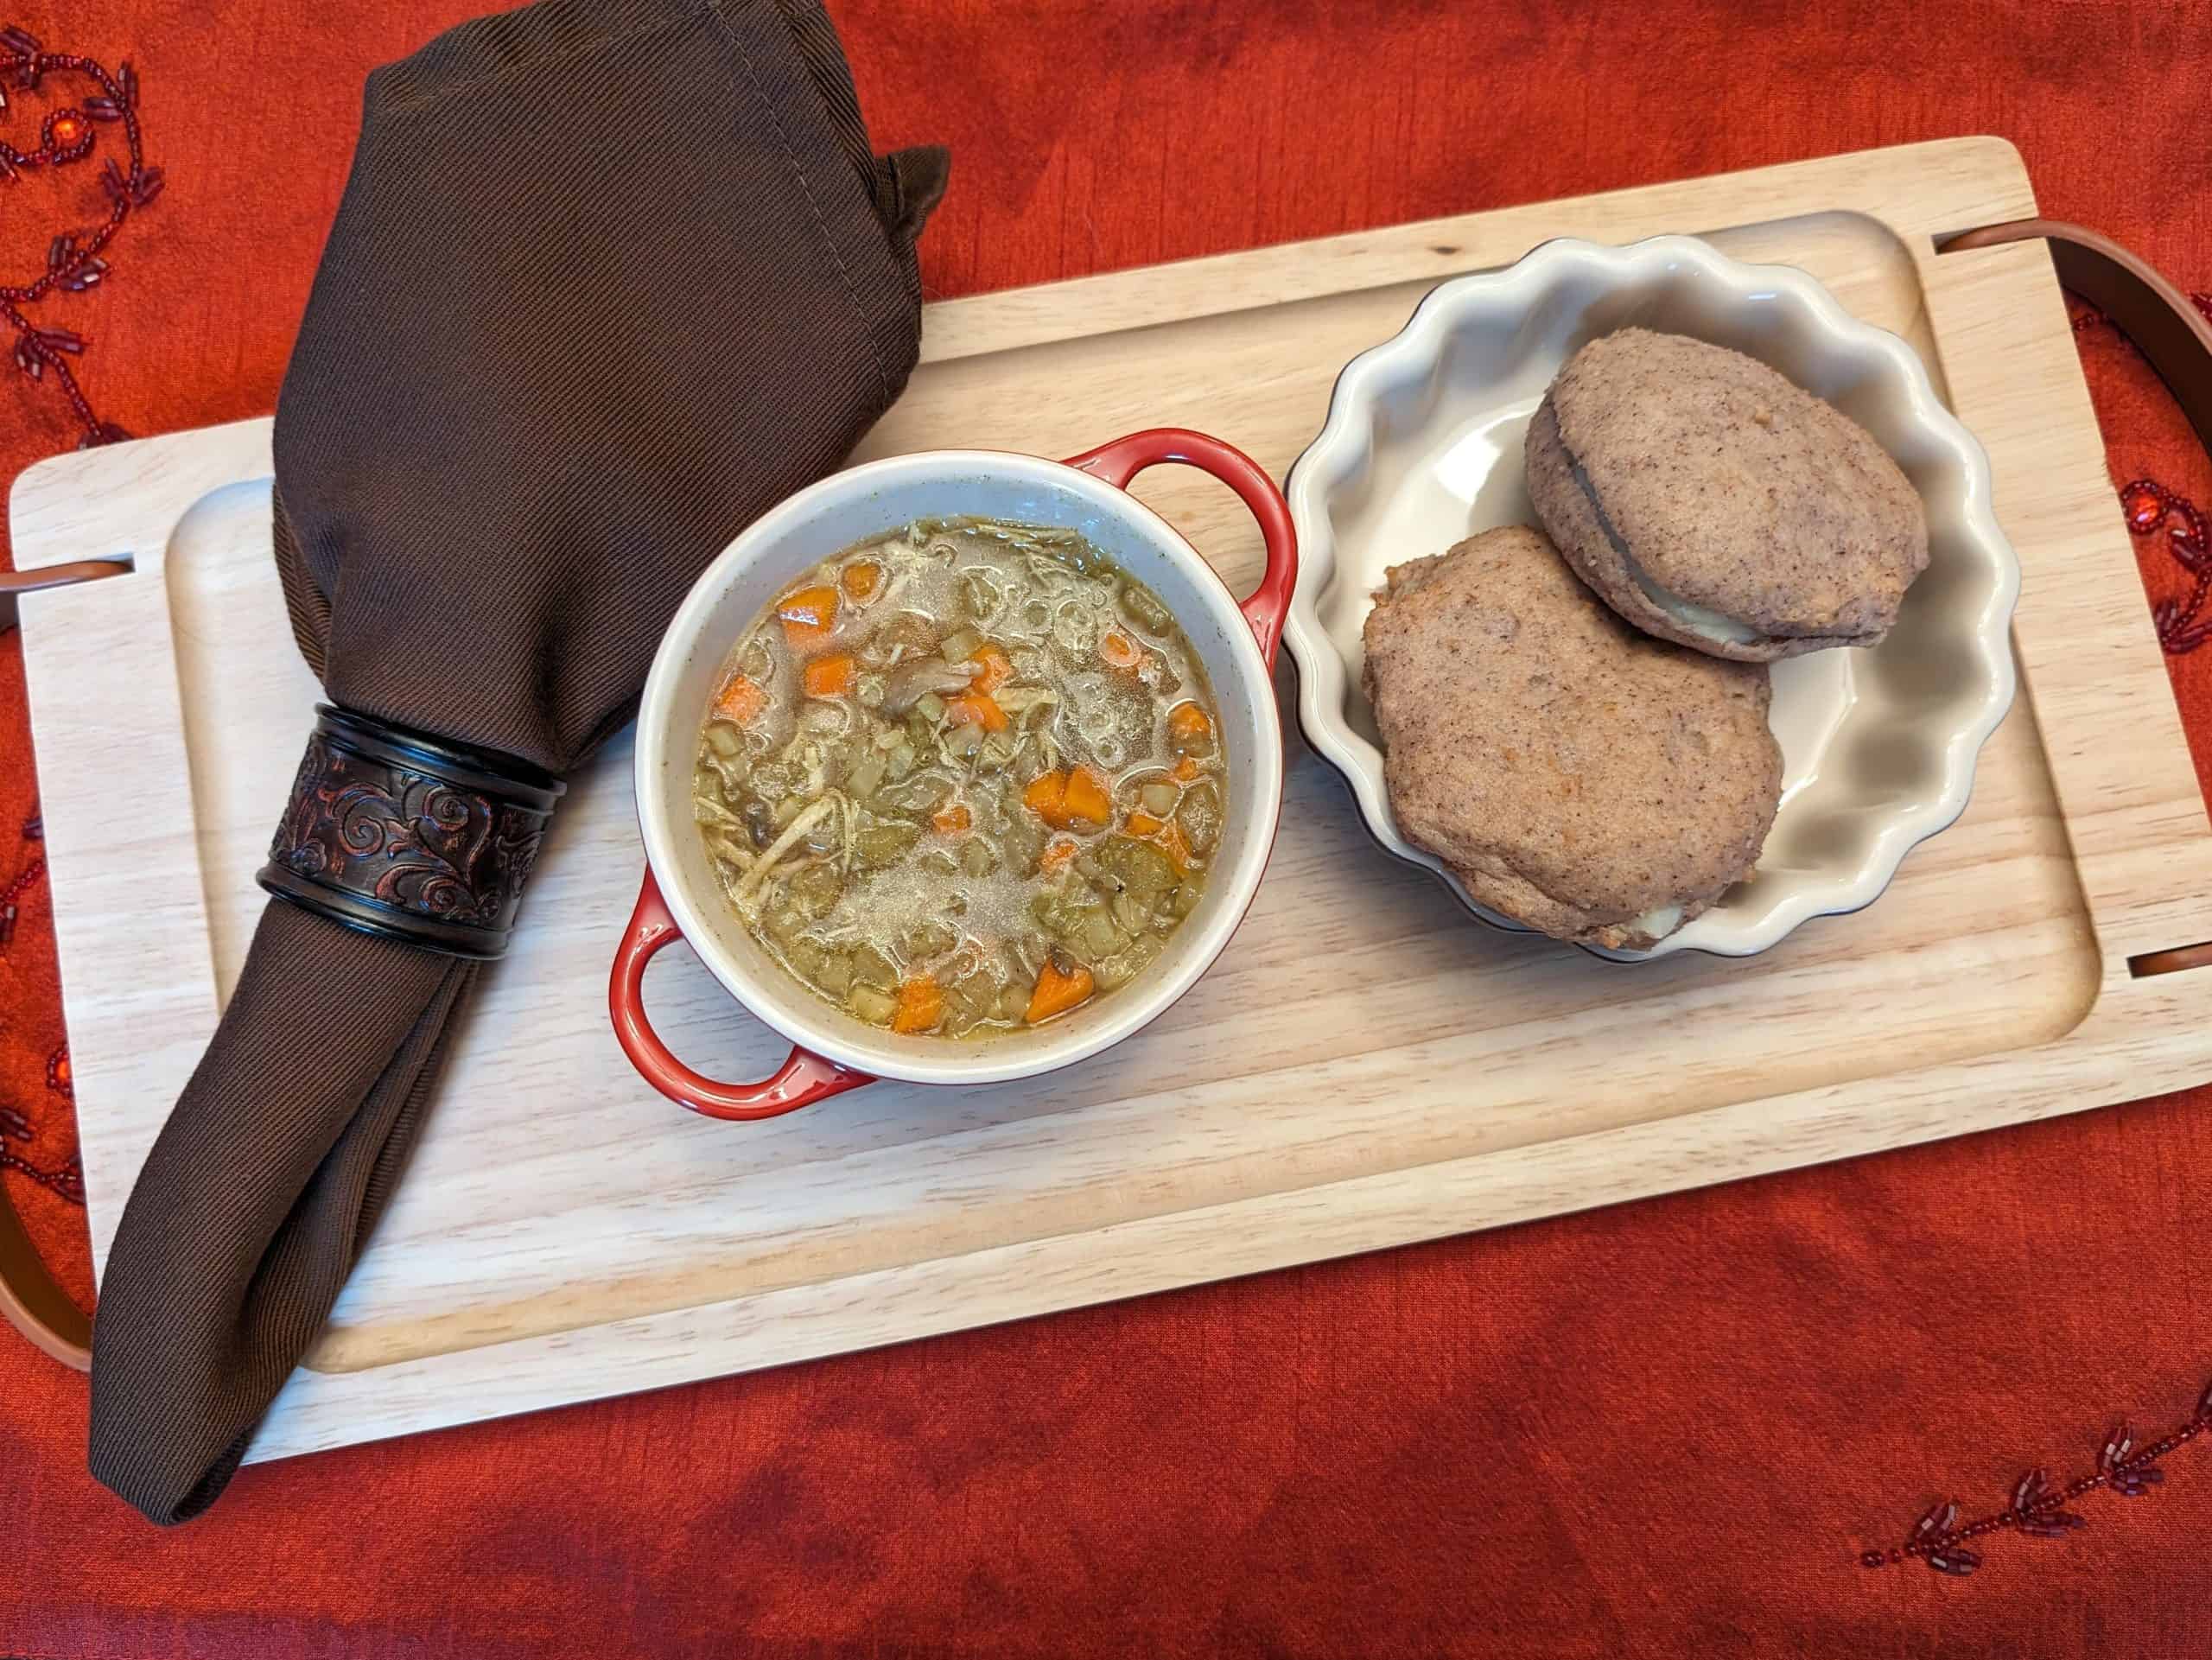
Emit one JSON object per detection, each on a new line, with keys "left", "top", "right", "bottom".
{"left": 0, "top": 556, "right": 132, "bottom": 633}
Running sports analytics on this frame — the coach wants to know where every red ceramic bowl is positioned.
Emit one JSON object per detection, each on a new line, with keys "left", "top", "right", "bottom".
{"left": 610, "top": 429, "right": 1296, "bottom": 1118}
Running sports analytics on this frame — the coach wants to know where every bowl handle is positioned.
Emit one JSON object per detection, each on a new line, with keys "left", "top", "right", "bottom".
{"left": 1065, "top": 428, "right": 1300, "bottom": 669}
{"left": 609, "top": 868, "right": 874, "bottom": 1120}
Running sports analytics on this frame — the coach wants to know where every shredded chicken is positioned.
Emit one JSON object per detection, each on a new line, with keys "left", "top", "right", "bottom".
{"left": 1021, "top": 549, "right": 1084, "bottom": 592}
{"left": 701, "top": 830, "right": 758, "bottom": 875}
{"left": 735, "top": 794, "right": 842, "bottom": 904}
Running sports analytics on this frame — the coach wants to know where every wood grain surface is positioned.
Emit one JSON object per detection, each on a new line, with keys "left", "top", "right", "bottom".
{"left": 16, "top": 138, "right": 2209, "bottom": 1463}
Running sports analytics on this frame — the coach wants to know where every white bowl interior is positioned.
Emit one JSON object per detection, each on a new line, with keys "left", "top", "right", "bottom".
{"left": 636, "top": 450, "right": 1283, "bottom": 1085}
{"left": 1285, "top": 236, "right": 2018, "bottom": 958}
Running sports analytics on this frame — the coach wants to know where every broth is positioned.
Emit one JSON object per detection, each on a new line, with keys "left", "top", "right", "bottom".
{"left": 692, "top": 517, "right": 1225, "bottom": 1039}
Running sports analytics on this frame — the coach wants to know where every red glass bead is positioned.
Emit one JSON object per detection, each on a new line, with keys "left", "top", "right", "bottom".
{"left": 2126, "top": 487, "right": 2166, "bottom": 534}
{"left": 51, "top": 115, "right": 81, "bottom": 144}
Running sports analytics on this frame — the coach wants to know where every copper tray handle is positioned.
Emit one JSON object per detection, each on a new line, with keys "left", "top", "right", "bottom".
{"left": 0, "top": 558, "right": 126, "bottom": 1369}
{"left": 1936, "top": 219, "right": 2212, "bottom": 462}
{"left": 1934, "top": 220, "right": 2212, "bottom": 976}
{"left": 0, "top": 1172, "right": 89, "bottom": 1370}
{"left": 3, "top": 219, "right": 2206, "bottom": 1369}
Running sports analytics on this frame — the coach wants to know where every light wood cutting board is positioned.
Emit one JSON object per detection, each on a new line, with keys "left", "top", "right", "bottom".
{"left": 16, "top": 138, "right": 2212, "bottom": 1464}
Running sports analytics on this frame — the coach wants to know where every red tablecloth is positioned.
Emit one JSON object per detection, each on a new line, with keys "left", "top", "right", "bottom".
{"left": 8, "top": 3, "right": 2212, "bottom": 1653}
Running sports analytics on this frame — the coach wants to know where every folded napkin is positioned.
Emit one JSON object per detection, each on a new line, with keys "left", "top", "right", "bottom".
{"left": 88, "top": 0, "right": 944, "bottom": 1523}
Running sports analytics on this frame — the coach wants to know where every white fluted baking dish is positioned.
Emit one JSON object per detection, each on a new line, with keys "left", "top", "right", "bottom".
{"left": 1282, "top": 234, "right": 2020, "bottom": 958}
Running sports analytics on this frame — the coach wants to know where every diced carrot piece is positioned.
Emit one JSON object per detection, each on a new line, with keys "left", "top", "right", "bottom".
{"left": 891, "top": 975, "right": 944, "bottom": 1034}
{"left": 1024, "top": 770, "right": 1069, "bottom": 825}
{"left": 713, "top": 673, "right": 766, "bottom": 724}
{"left": 841, "top": 561, "right": 880, "bottom": 602}
{"left": 1172, "top": 755, "right": 1200, "bottom": 783}
{"left": 1059, "top": 765, "right": 1111, "bottom": 826}
{"left": 1099, "top": 629, "right": 1144, "bottom": 671}
{"left": 1127, "top": 811, "right": 1192, "bottom": 869}
{"left": 1167, "top": 701, "right": 1212, "bottom": 744}
{"left": 1156, "top": 817, "right": 1193, "bottom": 871}
{"left": 944, "top": 692, "right": 1009, "bottom": 733}
{"left": 1025, "top": 766, "right": 1107, "bottom": 830}
{"left": 968, "top": 642, "right": 1013, "bottom": 695}
{"left": 932, "top": 803, "right": 971, "bottom": 834}
{"left": 777, "top": 584, "right": 840, "bottom": 652}
{"left": 802, "top": 652, "right": 855, "bottom": 699}
{"left": 1038, "top": 836, "right": 1078, "bottom": 874}
{"left": 1025, "top": 956, "right": 1096, "bottom": 1025}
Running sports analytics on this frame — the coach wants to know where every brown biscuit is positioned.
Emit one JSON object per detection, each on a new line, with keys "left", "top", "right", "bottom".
{"left": 1525, "top": 328, "right": 1929, "bottom": 662}
{"left": 1361, "top": 526, "right": 1780, "bottom": 950}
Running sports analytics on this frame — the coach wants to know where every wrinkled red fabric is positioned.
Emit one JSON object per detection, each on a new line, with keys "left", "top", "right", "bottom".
{"left": 6, "top": 2, "right": 2212, "bottom": 1652}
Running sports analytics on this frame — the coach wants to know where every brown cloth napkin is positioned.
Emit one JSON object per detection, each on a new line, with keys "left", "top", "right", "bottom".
{"left": 87, "top": 0, "right": 944, "bottom": 1523}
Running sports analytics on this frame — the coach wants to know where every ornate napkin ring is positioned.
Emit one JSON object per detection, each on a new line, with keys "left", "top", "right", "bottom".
{"left": 258, "top": 705, "right": 564, "bottom": 960}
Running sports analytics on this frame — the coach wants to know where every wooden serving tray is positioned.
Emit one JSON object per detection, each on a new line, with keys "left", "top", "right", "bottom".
{"left": 17, "top": 139, "right": 2212, "bottom": 1463}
